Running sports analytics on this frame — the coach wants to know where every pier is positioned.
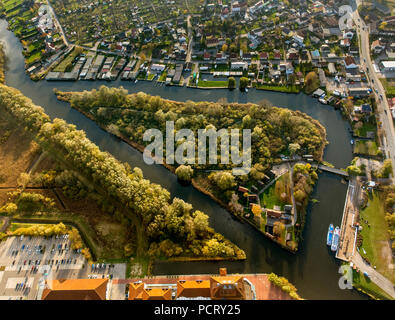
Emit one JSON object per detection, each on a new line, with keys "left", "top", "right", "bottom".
{"left": 336, "top": 179, "right": 359, "bottom": 261}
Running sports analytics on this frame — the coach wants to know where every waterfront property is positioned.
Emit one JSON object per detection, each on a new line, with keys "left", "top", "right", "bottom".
{"left": 0, "top": 18, "right": 370, "bottom": 300}
{"left": 126, "top": 268, "right": 296, "bottom": 300}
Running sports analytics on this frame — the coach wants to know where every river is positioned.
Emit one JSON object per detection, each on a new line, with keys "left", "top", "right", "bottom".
{"left": 0, "top": 19, "right": 366, "bottom": 299}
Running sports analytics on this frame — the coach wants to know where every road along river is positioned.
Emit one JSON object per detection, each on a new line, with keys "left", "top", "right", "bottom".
{"left": 0, "top": 19, "right": 366, "bottom": 299}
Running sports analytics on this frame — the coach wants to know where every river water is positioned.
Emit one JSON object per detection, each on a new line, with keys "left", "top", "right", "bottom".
{"left": 0, "top": 19, "right": 366, "bottom": 299}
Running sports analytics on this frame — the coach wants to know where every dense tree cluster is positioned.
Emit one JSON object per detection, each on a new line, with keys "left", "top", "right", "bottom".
{"left": 0, "top": 84, "right": 244, "bottom": 259}
{"left": 10, "top": 192, "right": 55, "bottom": 213}
{"left": 293, "top": 163, "right": 318, "bottom": 210}
{"left": 59, "top": 86, "right": 327, "bottom": 181}
{"left": 11, "top": 222, "right": 67, "bottom": 236}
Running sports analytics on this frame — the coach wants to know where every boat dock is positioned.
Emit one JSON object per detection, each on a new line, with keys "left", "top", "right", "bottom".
{"left": 336, "top": 179, "right": 360, "bottom": 261}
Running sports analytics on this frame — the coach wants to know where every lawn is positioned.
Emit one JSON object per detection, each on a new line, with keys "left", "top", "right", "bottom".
{"left": 255, "top": 84, "right": 300, "bottom": 93}
{"left": 53, "top": 47, "right": 82, "bottom": 72}
{"left": 260, "top": 173, "right": 291, "bottom": 210}
{"left": 158, "top": 71, "right": 167, "bottom": 81}
{"left": 353, "top": 122, "right": 377, "bottom": 138}
{"left": 353, "top": 269, "right": 393, "bottom": 300}
{"left": 197, "top": 79, "right": 228, "bottom": 88}
{"left": 379, "top": 78, "right": 395, "bottom": 98}
{"left": 353, "top": 140, "right": 381, "bottom": 157}
{"left": 359, "top": 191, "right": 395, "bottom": 283}
{"left": 25, "top": 51, "right": 42, "bottom": 65}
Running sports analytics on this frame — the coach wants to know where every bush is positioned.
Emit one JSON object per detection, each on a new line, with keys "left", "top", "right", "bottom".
{"left": 15, "top": 192, "right": 55, "bottom": 213}
{"left": 267, "top": 272, "right": 303, "bottom": 300}
{"left": 175, "top": 165, "right": 194, "bottom": 182}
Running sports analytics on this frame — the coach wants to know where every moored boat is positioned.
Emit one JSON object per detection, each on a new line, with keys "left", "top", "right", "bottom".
{"left": 327, "top": 224, "right": 334, "bottom": 246}
{"left": 331, "top": 226, "right": 340, "bottom": 252}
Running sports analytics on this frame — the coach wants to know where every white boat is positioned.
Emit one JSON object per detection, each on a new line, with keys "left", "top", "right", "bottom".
{"left": 134, "top": 79, "right": 138, "bottom": 83}
{"left": 331, "top": 226, "right": 340, "bottom": 252}
{"left": 319, "top": 97, "right": 327, "bottom": 104}
{"left": 327, "top": 224, "right": 334, "bottom": 246}
{"left": 245, "top": 88, "right": 248, "bottom": 92}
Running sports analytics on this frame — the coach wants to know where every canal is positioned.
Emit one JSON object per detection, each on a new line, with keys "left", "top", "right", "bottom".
{"left": 0, "top": 19, "right": 366, "bottom": 299}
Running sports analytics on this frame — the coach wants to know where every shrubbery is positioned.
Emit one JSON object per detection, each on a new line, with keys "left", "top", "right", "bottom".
{"left": 267, "top": 272, "right": 303, "bottom": 300}
{"left": 0, "top": 84, "right": 244, "bottom": 259}
{"left": 59, "top": 86, "right": 327, "bottom": 177}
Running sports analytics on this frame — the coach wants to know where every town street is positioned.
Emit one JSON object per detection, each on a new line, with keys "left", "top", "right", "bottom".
{"left": 352, "top": 0, "right": 395, "bottom": 182}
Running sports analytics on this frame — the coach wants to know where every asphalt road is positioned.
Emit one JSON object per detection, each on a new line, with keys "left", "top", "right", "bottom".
{"left": 352, "top": 0, "right": 395, "bottom": 180}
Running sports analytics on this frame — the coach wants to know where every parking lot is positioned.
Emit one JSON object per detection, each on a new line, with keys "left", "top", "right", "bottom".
{"left": 0, "top": 235, "right": 126, "bottom": 299}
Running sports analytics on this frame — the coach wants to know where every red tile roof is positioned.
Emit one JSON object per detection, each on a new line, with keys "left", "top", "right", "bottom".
{"left": 42, "top": 279, "right": 108, "bottom": 300}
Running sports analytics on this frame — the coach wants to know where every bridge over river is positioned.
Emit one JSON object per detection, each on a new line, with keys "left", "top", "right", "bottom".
{"left": 312, "top": 164, "right": 349, "bottom": 178}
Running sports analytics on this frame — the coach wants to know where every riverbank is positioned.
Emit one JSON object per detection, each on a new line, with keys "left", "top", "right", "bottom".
{"left": 0, "top": 17, "right": 368, "bottom": 299}
{"left": 0, "top": 82, "right": 246, "bottom": 264}
{"left": 114, "top": 272, "right": 300, "bottom": 300}
{"left": 55, "top": 88, "right": 328, "bottom": 252}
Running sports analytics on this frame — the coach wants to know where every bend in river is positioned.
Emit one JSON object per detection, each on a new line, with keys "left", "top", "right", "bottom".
{"left": 0, "top": 19, "right": 365, "bottom": 299}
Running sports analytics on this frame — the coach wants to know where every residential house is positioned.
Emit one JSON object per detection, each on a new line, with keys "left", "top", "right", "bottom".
{"left": 260, "top": 52, "right": 269, "bottom": 61}
{"left": 231, "top": 61, "right": 248, "bottom": 70}
{"left": 150, "top": 64, "right": 166, "bottom": 73}
{"left": 371, "top": 40, "right": 385, "bottom": 54}
{"left": 344, "top": 55, "right": 358, "bottom": 70}
{"left": 293, "top": 34, "right": 304, "bottom": 46}
{"left": 380, "top": 61, "right": 395, "bottom": 72}
{"left": 173, "top": 64, "right": 184, "bottom": 83}
{"left": 361, "top": 104, "right": 372, "bottom": 114}
{"left": 342, "top": 30, "right": 354, "bottom": 39}
{"left": 311, "top": 49, "right": 321, "bottom": 60}
{"left": 287, "top": 48, "right": 299, "bottom": 61}
{"left": 328, "top": 62, "right": 337, "bottom": 75}
{"left": 206, "top": 37, "right": 219, "bottom": 49}
{"left": 340, "top": 38, "right": 351, "bottom": 47}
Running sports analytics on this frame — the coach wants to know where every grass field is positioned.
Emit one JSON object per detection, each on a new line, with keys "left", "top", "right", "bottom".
{"left": 353, "top": 122, "right": 377, "bottom": 138}
{"left": 197, "top": 79, "right": 228, "bottom": 88}
{"left": 260, "top": 173, "right": 291, "bottom": 210}
{"left": 53, "top": 47, "right": 82, "bottom": 72}
{"left": 354, "top": 140, "right": 381, "bottom": 157}
{"left": 353, "top": 269, "right": 394, "bottom": 300}
{"left": 359, "top": 191, "right": 395, "bottom": 283}
{"left": 380, "top": 78, "right": 395, "bottom": 98}
{"left": 255, "top": 84, "right": 300, "bottom": 93}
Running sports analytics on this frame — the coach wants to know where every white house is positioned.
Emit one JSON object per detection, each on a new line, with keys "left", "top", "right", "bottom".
{"left": 293, "top": 34, "right": 304, "bottom": 46}
{"left": 380, "top": 61, "right": 395, "bottom": 72}
{"left": 151, "top": 64, "right": 166, "bottom": 73}
{"left": 343, "top": 30, "right": 354, "bottom": 39}
{"left": 231, "top": 61, "right": 248, "bottom": 70}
